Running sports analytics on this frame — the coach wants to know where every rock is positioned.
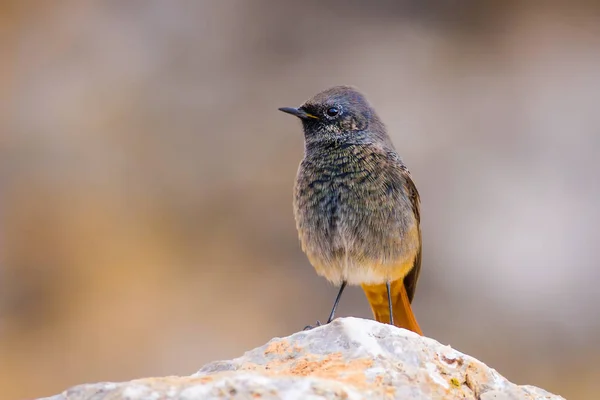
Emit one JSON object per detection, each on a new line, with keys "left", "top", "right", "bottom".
{"left": 39, "top": 317, "right": 564, "bottom": 400}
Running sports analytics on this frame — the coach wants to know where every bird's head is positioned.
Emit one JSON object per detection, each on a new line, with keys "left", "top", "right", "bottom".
{"left": 279, "top": 86, "right": 388, "bottom": 147}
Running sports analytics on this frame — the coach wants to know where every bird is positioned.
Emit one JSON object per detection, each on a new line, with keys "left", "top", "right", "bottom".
{"left": 278, "top": 86, "right": 423, "bottom": 335}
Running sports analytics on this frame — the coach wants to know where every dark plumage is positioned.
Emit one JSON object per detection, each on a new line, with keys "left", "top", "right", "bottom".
{"left": 279, "top": 86, "right": 423, "bottom": 334}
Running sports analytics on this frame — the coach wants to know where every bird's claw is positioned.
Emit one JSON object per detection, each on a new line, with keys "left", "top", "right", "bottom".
{"left": 303, "top": 320, "right": 322, "bottom": 331}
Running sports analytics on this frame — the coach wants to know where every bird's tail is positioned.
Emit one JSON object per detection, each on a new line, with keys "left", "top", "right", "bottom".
{"left": 361, "top": 278, "right": 423, "bottom": 335}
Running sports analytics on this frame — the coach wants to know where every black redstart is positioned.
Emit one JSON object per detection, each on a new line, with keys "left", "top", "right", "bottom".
{"left": 279, "top": 86, "right": 423, "bottom": 334}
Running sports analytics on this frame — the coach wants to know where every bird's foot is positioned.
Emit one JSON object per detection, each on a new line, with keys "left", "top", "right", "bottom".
{"left": 303, "top": 320, "right": 323, "bottom": 331}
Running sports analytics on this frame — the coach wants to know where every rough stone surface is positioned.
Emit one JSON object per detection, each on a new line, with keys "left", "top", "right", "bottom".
{"left": 39, "top": 318, "right": 564, "bottom": 400}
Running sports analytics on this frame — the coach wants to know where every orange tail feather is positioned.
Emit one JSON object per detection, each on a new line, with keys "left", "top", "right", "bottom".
{"left": 362, "top": 279, "right": 423, "bottom": 335}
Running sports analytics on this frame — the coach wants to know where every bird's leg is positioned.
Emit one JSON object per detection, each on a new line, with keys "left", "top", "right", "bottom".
{"left": 303, "top": 281, "right": 347, "bottom": 330}
{"left": 327, "top": 281, "right": 347, "bottom": 323}
{"left": 387, "top": 281, "right": 394, "bottom": 325}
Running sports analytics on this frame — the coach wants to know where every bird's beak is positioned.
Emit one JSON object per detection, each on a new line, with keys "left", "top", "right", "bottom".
{"left": 278, "top": 107, "right": 319, "bottom": 120}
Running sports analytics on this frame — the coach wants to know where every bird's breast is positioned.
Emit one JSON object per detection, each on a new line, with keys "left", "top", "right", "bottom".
{"left": 294, "top": 149, "right": 369, "bottom": 245}
{"left": 293, "top": 146, "right": 419, "bottom": 284}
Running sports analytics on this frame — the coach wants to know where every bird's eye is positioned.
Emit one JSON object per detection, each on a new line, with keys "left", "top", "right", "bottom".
{"left": 325, "top": 106, "right": 340, "bottom": 118}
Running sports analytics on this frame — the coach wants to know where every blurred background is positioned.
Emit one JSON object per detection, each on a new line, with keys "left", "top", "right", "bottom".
{"left": 2, "top": 1, "right": 599, "bottom": 399}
